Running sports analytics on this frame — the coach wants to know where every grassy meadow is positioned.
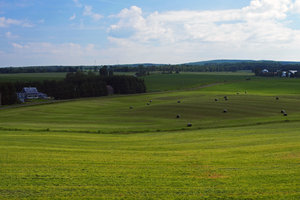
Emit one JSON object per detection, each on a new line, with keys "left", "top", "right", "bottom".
{"left": 0, "top": 72, "right": 299, "bottom": 199}
{"left": 0, "top": 72, "right": 66, "bottom": 82}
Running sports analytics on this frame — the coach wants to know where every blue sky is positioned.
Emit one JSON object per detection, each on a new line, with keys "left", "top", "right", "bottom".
{"left": 1, "top": 0, "right": 300, "bottom": 66}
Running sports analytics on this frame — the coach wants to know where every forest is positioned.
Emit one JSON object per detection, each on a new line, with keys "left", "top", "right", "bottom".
{"left": 0, "top": 71, "right": 146, "bottom": 105}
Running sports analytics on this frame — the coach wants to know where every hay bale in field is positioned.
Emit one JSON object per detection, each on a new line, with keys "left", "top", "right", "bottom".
{"left": 223, "top": 109, "right": 228, "bottom": 113}
{"left": 187, "top": 123, "right": 192, "bottom": 127}
{"left": 176, "top": 114, "right": 181, "bottom": 119}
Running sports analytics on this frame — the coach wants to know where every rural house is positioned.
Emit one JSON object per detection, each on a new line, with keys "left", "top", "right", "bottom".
{"left": 17, "top": 87, "right": 48, "bottom": 102}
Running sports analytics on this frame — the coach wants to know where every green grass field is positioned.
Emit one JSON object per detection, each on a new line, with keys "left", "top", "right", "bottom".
{"left": 0, "top": 72, "right": 66, "bottom": 82}
{"left": 0, "top": 72, "right": 299, "bottom": 199}
{"left": 143, "top": 72, "right": 254, "bottom": 92}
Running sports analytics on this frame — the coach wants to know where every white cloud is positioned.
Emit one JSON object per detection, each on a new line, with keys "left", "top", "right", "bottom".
{"left": 292, "top": 0, "right": 300, "bottom": 13}
{"left": 3, "top": 0, "right": 300, "bottom": 66}
{"left": 12, "top": 43, "right": 23, "bottom": 49}
{"left": 0, "top": 16, "right": 32, "bottom": 27}
{"left": 69, "top": 14, "right": 76, "bottom": 21}
{"left": 1, "top": 42, "right": 102, "bottom": 66}
{"left": 83, "top": 5, "right": 103, "bottom": 21}
{"left": 106, "top": 0, "right": 300, "bottom": 63}
{"left": 73, "top": 0, "right": 82, "bottom": 8}
{"left": 5, "top": 32, "right": 19, "bottom": 39}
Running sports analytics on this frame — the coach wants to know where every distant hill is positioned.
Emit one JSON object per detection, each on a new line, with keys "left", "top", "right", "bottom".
{"left": 183, "top": 59, "right": 300, "bottom": 66}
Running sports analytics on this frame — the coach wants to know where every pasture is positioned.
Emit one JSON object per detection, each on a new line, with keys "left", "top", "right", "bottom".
{"left": 0, "top": 72, "right": 66, "bottom": 82}
{"left": 0, "top": 72, "right": 299, "bottom": 199}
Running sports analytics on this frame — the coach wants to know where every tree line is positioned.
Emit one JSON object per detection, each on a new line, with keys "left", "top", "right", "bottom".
{"left": 2, "top": 61, "right": 300, "bottom": 74}
{"left": 110, "top": 62, "right": 300, "bottom": 74}
{"left": 0, "top": 71, "right": 146, "bottom": 105}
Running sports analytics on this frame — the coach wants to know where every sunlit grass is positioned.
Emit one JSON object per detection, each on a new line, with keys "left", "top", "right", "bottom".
{"left": 0, "top": 72, "right": 299, "bottom": 199}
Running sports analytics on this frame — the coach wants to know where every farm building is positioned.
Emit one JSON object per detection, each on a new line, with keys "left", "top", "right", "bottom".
{"left": 281, "top": 70, "right": 298, "bottom": 78}
{"left": 17, "top": 87, "right": 48, "bottom": 102}
{"left": 289, "top": 70, "right": 298, "bottom": 77}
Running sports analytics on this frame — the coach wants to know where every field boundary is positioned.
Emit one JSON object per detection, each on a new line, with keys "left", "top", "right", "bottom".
{"left": 0, "top": 82, "right": 225, "bottom": 110}
{"left": 0, "top": 118, "right": 295, "bottom": 135}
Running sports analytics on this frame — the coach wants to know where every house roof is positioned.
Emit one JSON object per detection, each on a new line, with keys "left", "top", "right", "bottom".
{"left": 289, "top": 70, "right": 298, "bottom": 74}
{"left": 23, "top": 87, "right": 38, "bottom": 93}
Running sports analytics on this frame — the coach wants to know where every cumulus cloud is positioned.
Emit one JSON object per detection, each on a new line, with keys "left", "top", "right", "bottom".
{"left": 0, "top": 16, "right": 33, "bottom": 28}
{"left": 292, "top": 0, "right": 300, "bottom": 12}
{"left": 3, "top": 0, "right": 300, "bottom": 66}
{"left": 83, "top": 5, "right": 103, "bottom": 21}
{"left": 106, "top": 0, "right": 300, "bottom": 63}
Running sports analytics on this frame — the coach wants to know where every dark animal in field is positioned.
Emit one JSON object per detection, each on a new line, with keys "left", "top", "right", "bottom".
{"left": 281, "top": 110, "right": 285, "bottom": 114}
{"left": 223, "top": 109, "right": 228, "bottom": 113}
{"left": 284, "top": 113, "right": 288, "bottom": 116}
{"left": 176, "top": 114, "right": 181, "bottom": 119}
{"left": 187, "top": 123, "right": 192, "bottom": 127}
{"left": 129, "top": 106, "right": 133, "bottom": 109}
{"left": 215, "top": 98, "right": 218, "bottom": 102}
{"left": 224, "top": 96, "right": 228, "bottom": 101}
{"left": 276, "top": 97, "right": 279, "bottom": 100}
{"left": 147, "top": 103, "right": 150, "bottom": 106}
{"left": 177, "top": 100, "right": 181, "bottom": 103}
{"left": 149, "top": 100, "right": 152, "bottom": 103}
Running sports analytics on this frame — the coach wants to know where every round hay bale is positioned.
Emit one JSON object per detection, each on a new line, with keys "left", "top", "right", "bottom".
{"left": 176, "top": 114, "right": 181, "bottom": 119}
{"left": 187, "top": 123, "right": 192, "bottom": 127}
{"left": 223, "top": 109, "right": 228, "bottom": 113}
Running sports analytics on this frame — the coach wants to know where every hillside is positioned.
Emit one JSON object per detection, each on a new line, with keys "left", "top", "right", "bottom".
{"left": 0, "top": 73, "right": 299, "bottom": 199}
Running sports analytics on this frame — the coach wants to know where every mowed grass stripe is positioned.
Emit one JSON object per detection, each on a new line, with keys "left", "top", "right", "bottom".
{"left": 0, "top": 92, "right": 299, "bottom": 133}
{"left": 0, "top": 122, "right": 299, "bottom": 199}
